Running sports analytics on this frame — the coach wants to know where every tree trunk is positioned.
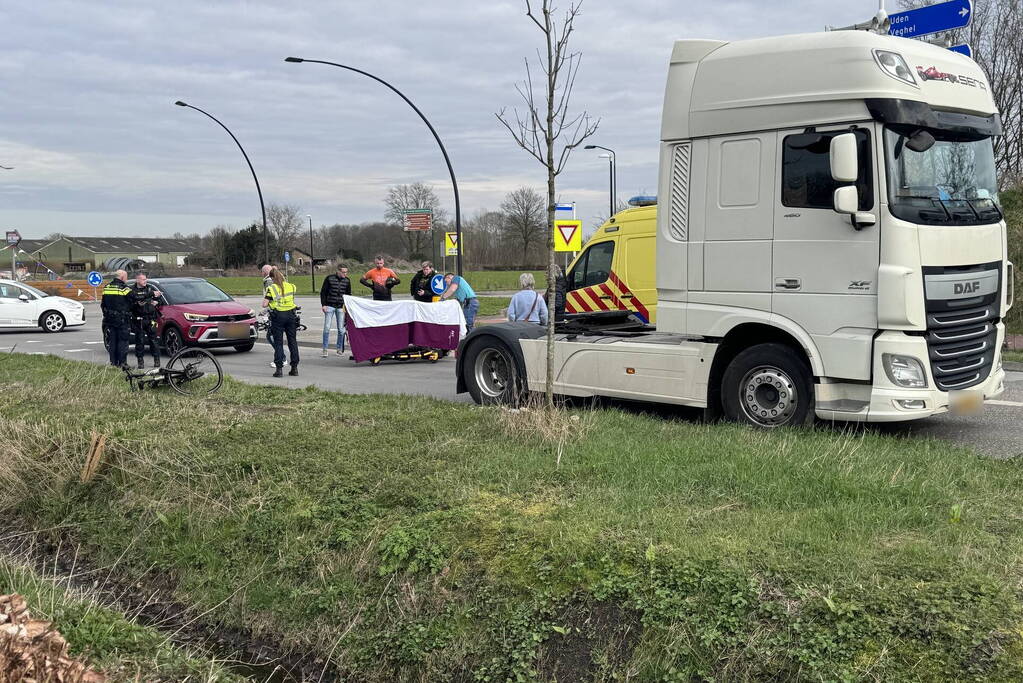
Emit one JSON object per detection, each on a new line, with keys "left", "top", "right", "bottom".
{"left": 543, "top": 3, "right": 556, "bottom": 408}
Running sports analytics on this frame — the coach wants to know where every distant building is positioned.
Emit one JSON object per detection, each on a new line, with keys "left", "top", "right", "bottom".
{"left": 21, "top": 235, "right": 198, "bottom": 273}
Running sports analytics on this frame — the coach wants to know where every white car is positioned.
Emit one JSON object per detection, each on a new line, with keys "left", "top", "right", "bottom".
{"left": 0, "top": 279, "right": 87, "bottom": 332}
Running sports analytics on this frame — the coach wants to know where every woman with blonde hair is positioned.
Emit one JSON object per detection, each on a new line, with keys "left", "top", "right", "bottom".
{"left": 506, "top": 272, "right": 548, "bottom": 325}
{"left": 262, "top": 267, "right": 301, "bottom": 377}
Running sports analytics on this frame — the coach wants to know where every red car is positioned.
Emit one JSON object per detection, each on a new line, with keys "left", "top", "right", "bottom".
{"left": 106, "top": 277, "right": 257, "bottom": 355}
{"left": 916, "top": 66, "right": 957, "bottom": 83}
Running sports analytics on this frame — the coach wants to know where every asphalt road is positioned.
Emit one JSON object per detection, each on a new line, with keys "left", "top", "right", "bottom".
{"left": 2, "top": 309, "right": 1021, "bottom": 458}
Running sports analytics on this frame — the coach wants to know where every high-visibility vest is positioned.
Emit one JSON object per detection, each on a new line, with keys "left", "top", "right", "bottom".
{"left": 266, "top": 281, "right": 297, "bottom": 311}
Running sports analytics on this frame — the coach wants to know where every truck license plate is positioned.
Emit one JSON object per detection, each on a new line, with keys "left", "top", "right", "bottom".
{"left": 949, "top": 390, "right": 983, "bottom": 415}
{"left": 218, "top": 322, "right": 249, "bottom": 340}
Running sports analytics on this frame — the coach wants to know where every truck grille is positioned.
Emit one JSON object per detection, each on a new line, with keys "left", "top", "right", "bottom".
{"left": 925, "top": 304, "right": 998, "bottom": 391}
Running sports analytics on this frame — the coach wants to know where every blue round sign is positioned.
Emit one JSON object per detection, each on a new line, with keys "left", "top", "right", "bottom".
{"left": 430, "top": 273, "right": 446, "bottom": 295}
{"left": 87, "top": 271, "right": 103, "bottom": 287}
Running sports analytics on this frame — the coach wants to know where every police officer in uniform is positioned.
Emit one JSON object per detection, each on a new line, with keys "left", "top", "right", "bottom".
{"left": 130, "top": 273, "right": 162, "bottom": 369}
{"left": 263, "top": 267, "right": 300, "bottom": 377}
{"left": 101, "top": 269, "right": 133, "bottom": 368}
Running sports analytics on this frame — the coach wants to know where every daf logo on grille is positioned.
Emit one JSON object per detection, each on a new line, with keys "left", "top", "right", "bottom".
{"left": 954, "top": 281, "right": 981, "bottom": 295}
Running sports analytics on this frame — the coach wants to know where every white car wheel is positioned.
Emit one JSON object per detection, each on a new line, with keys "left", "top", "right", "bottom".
{"left": 41, "top": 311, "right": 66, "bottom": 333}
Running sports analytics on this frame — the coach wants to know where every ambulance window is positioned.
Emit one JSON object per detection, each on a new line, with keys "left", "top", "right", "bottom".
{"left": 568, "top": 241, "right": 615, "bottom": 290}
{"left": 782, "top": 129, "right": 872, "bottom": 210}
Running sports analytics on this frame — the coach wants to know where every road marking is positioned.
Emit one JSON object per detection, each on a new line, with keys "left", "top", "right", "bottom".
{"left": 24, "top": 340, "right": 41, "bottom": 343}
{"left": 65, "top": 349, "right": 88, "bottom": 353}
{"left": 84, "top": 341, "right": 103, "bottom": 345}
{"left": 987, "top": 399, "right": 1023, "bottom": 408}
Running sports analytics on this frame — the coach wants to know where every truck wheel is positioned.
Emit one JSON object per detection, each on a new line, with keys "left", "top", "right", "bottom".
{"left": 464, "top": 338, "right": 525, "bottom": 406}
{"left": 721, "top": 343, "right": 813, "bottom": 428}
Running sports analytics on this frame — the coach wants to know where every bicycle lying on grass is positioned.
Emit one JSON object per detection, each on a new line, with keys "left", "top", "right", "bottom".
{"left": 121, "top": 347, "right": 224, "bottom": 396}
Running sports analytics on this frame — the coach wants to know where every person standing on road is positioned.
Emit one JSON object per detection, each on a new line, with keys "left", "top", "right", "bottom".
{"left": 410, "top": 261, "right": 438, "bottom": 303}
{"left": 130, "top": 273, "right": 162, "bottom": 369}
{"left": 260, "top": 263, "right": 287, "bottom": 367}
{"left": 507, "top": 272, "right": 548, "bottom": 325}
{"left": 439, "top": 272, "right": 479, "bottom": 331}
{"left": 263, "top": 267, "right": 300, "bottom": 378}
{"left": 360, "top": 255, "right": 400, "bottom": 301}
{"left": 100, "top": 269, "right": 133, "bottom": 368}
{"left": 319, "top": 264, "right": 351, "bottom": 357}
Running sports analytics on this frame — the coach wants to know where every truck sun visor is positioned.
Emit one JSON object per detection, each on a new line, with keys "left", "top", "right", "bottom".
{"left": 865, "top": 99, "right": 1001, "bottom": 140}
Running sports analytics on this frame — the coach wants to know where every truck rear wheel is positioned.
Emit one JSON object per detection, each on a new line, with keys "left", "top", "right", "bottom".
{"left": 721, "top": 343, "right": 813, "bottom": 428}
{"left": 463, "top": 338, "right": 525, "bottom": 406}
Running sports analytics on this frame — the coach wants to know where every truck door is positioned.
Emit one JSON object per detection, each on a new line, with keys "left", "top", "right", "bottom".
{"left": 772, "top": 125, "right": 880, "bottom": 380}
{"left": 565, "top": 240, "right": 619, "bottom": 316}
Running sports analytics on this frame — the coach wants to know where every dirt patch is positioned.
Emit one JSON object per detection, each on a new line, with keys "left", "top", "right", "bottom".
{"left": 1, "top": 593, "right": 105, "bottom": 682}
{"left": 536, "top": 601, "right": 643, "bottom": 681}
{"left": 1, "top": 523, "right": 345, "bottom": 682}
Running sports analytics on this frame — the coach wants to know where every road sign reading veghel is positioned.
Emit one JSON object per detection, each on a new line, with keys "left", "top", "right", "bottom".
{"left": 554, "top": 220, "right": 582, "bottom": 252}
{"left": 445, "top": 232, "right": 460, "bottom": 256}
{"left": 888, "top": 0, "right": 971, "bottom": 38}
{"left": 5, "top": 230, "right": 20, "bottom": 247}
{"left": 403, "top": 209, "right": 433, "bottom": 231}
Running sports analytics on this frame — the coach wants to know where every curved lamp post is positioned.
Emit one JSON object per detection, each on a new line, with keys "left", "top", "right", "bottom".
{"left": 284, "top": 57, "right": 462, "bottom": 276}
{"left": 174, "top": 100, "right": 269, "bottom": 266}
{"left": 584, "top": 144, "right": 616, "bottom": 217}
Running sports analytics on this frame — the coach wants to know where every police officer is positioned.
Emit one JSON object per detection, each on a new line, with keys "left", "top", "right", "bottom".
{"left": 130, "top": 273, "right": 162, "bottom": 369}
{"left": 263, "top": 267, "right": 300, "bottom": 378}
{"left": 101, "top": 269, "right": 133, "bottom": 368}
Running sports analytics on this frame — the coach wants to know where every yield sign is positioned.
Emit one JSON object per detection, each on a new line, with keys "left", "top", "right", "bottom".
{"left": 444, "top": 232, "right": 460, "bottom": 256}
{"left": 554, "top": 220, "right": 582, "bottom": 252}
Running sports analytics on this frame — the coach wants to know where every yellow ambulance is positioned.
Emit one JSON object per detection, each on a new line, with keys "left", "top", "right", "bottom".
{"left": 564, "top": 197, "right": 657, "bottom": 324}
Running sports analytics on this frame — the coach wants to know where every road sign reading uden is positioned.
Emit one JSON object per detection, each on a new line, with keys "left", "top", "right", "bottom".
{"left": 403, "top": 209, "right": 433, "bottom": 231}
{"left": 554, "top": 220, "right": 582, "bottom": 252}
{"left": 444, "top": 232, "right": 460, "bottom": 256}
{"left": 888, "top": 0, "right": 972, "bottom": 38}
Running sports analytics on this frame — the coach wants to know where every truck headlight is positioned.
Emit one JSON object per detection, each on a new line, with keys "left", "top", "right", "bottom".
{"left": 882, "top": 353, "right": 928, "bottom": 388}
{"left": 183, "top": 312, "right": 209, "bottom": 322}
{"left": 872, "top": 50, "right": 917, "bottom": 88}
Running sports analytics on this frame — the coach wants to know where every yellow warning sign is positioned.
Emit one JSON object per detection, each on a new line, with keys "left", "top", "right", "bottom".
{"left": 445, "top": 232, "right": 460, "bottom": 256}
{"left": 554, "top": 220, "right": 582, "bottom": 252}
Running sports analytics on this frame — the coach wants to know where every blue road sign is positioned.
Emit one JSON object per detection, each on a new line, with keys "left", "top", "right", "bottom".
{"left": 948, "top": 43, "right": 972, "bottom": 57}
{"left": 283, "top": 251, "right": 291, "bottom": 263}
{"left": 87, "top": 271, "right": 103, "bottom": 287}
{"left": 430, "top": 273, "right": 446, "bottom": 295}
{"left": 889, "top": 0, "right": 972, "bottom": 38}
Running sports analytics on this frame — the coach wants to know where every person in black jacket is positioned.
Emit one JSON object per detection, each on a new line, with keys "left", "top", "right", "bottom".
{"left": 410, "top": 261, "right": 438, "bottom": 303}
{"left": 130, "top": 273, "right": 162, "bottom": 369}
{"left": 319, "top": 264, "right": 351, "bottom": 357}
{"left": 101, "top": 269, "right": 133, "bottom": 368}
{"left": 551, "top": 264, "right": 567, "bottom": 322}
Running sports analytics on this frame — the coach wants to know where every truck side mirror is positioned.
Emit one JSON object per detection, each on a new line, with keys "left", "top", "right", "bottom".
{"left": 833, "top": 186, "right": 858, "bottom": 215}
{"left": 830, "top": 133, "right": 858, "bottom": 183}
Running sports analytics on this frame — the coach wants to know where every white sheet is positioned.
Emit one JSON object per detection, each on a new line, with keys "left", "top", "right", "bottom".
{"left": 343, "top": 296, "right": 467, "bottom": 337}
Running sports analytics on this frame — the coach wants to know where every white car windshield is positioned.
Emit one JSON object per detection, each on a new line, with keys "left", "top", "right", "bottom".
{"left": 16, "top": 283, "right": 49, "bottom": 298}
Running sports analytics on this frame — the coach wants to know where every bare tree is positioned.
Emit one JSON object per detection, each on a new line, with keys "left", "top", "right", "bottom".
{"left": 265, "top": 202, "right": 304, "bottom": 255}
{"left": 384, "top": 182, "right": 447, "bottom": 259}
{"left": 500, "top": 187, "right": 546, "bottom": 265}
{"left": 205, "top": 225, "right": 234, "bottom": 270}
{"left": 496, "top": 0, "right": 599, "bottom": 405}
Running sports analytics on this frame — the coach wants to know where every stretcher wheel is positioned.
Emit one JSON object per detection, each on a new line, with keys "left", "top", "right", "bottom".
{"left": 371, "top": 357, "right": 382, "bottom": 366}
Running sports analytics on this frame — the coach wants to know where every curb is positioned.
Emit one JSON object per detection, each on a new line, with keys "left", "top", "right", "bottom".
{"left": 1005, "top": 361, "right": 1023, "bottom": 372}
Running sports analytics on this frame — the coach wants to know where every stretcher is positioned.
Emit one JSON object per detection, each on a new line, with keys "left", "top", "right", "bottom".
{"left": 342, "top": 296, "right": 466, "bottom": 366}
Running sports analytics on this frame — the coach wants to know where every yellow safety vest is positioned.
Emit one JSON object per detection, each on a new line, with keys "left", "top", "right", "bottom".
{"left": 266, "top": 281, "right": 297, "bottom": 311}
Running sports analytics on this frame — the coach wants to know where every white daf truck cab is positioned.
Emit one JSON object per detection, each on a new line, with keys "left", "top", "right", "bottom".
{"left": 457, "top": 30, "right": 1012, "bottom": 427}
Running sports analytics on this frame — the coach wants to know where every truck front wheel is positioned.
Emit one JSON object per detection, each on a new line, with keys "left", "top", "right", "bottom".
{"left": 463, "top": 338, "right": 525, "bottom": 406}
{"left": 721, "top": 343, "right": 813, "bottom": 428}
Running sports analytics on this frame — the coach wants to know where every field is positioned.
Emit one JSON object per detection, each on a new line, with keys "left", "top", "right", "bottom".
{"left": 209, "top": 271, "right": 546, "bottom": 297}
{"left": 3, "top": 354, "right": 1023, "bottom": 680}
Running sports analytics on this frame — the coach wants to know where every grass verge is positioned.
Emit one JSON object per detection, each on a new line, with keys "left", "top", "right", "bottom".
{"left": 209, "top": 271, "right": 545, "bottom": 296}
{"left": 0, "top": 554, "right": 243, "bottom": 681}
{"left": 2, "top": 354, "right": 1023, "bottom": 680}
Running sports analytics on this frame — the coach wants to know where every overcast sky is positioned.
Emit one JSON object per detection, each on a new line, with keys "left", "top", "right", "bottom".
{"left": 0, "top": 1, "right": 874, "bottom": 240}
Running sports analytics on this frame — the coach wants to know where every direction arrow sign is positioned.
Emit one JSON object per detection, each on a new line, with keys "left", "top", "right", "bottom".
{"left": 948, "top": 43, "right": 972, "bottom": 57}
{"left": 554, "top": 220, "right": 582, "bottom": 252}
{"left": 403, "top": 209, "right": 433, "bottom": 231}
{"left": 889, "top": 0, "right": 972, "bottom": 39}
{"left": 87, "top": 271, "right": 103, "bottom": 287}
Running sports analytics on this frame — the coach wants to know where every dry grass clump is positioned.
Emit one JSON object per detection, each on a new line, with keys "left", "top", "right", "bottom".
{"left": 495, "top": 395, "right": 592, "bottom": 466}
{"left": 0, "top": 593, "right": 105, "bottom": 682}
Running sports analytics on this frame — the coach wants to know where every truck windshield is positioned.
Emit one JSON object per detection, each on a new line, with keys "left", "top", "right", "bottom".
{"left": 885, "top": 128, "right": 1001, "bottom": 226}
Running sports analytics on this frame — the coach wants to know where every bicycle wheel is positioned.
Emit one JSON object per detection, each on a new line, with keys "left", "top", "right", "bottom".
{"left": 166, "top": 347, "right": 223, "bottom": 396}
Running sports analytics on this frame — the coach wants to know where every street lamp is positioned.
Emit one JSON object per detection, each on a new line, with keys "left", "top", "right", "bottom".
{"left": 284, "top": 56, "right": 463, "bottom": 276}
{"left": 307, "top": 214, "right": 315, "bottom": 293}
{"left": 174, "top": 100, "right": 270, "bottom": 266}
{"left": 584, "top": 144, "right": 616, "bottom": 217}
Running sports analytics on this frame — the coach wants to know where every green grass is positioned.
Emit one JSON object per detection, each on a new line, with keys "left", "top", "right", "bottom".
{"left": 0, "top": 556, "right": 244, "bottom": 681}
{"left": 1004, "top": 349, "right": 1023, "bottom": 364}
{"left": 209, "top": 271, "right": 546, "bottom": 296}
{"left": 2, "top": 354, "right": 1023, "bottom": 680}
